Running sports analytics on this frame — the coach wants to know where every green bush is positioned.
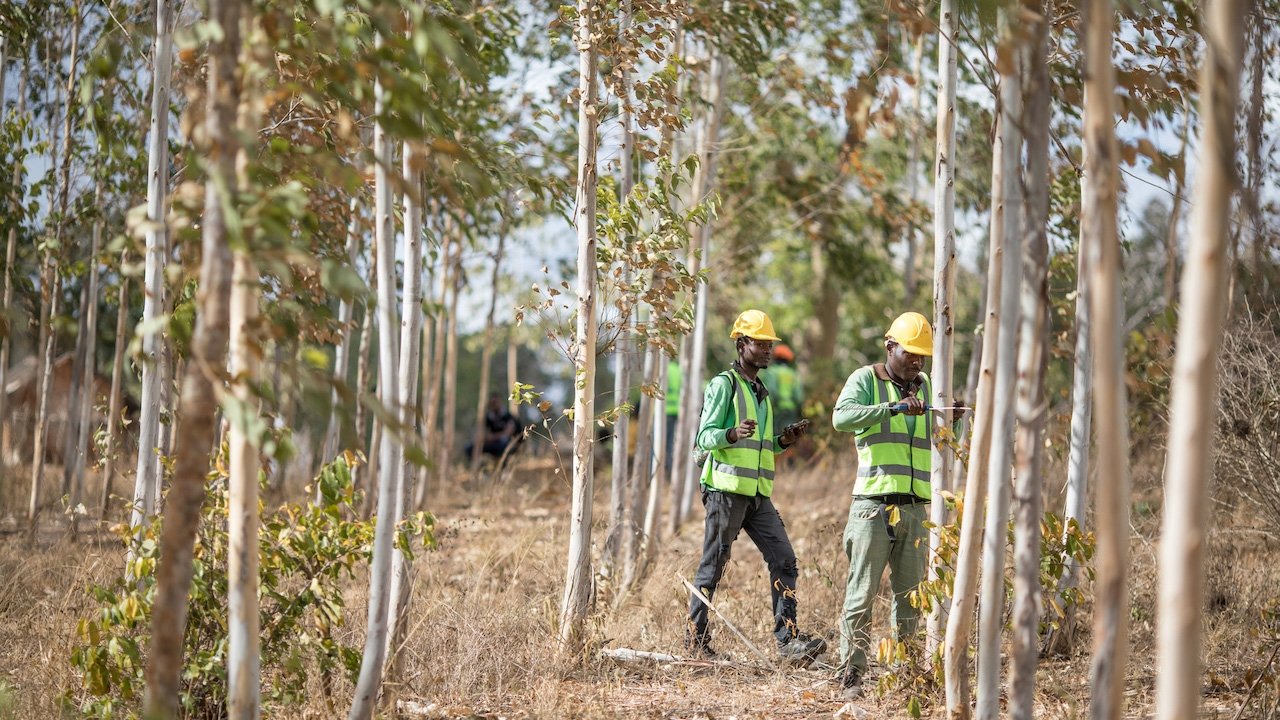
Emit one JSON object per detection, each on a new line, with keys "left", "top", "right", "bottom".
{"left": 64, "top": 452, "right": 433, "bottom": 719}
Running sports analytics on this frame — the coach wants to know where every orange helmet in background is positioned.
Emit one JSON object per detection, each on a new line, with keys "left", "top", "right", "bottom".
{"left": 773, "top": 344, "right": 795, "bottom": 362}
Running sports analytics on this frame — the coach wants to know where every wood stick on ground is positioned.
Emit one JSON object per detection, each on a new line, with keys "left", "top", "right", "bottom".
{"left": 1231, "top": 641, "right": 1280, "bottom": 720}
{"left": 678, "top": 574, "right": 778, "bottom": 670}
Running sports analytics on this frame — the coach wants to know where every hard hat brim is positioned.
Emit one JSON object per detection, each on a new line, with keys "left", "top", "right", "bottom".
{"left": 897, "top": 341, "right": 933, "bottom": 356}
{"left": 731, "top": 330, "right": 781, "bottom": 341}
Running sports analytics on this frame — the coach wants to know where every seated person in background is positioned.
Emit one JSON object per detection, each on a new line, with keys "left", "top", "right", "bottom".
{"left": 466, "top": 395, "right": 523, "bottom": 459}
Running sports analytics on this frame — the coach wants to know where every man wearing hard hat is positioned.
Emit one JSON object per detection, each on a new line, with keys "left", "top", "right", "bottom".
{"left": 684, "top": 309, "right": 825, "bottom": 665}
{"left": 830, "top": 311, "right": 964, "bottom": 698}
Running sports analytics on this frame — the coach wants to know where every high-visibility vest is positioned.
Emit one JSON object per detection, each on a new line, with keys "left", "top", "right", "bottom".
{"left": 666, "top": 360, "right": 682, "bottom": 416}
{"left": 853, "top": 366, "right": 932, "bottom": 499}
{"left": 701, "top": 370, "right": 776, "bottom": 497}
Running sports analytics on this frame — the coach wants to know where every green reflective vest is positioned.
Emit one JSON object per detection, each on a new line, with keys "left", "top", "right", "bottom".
{"left": 666, "top": 360, "right": 682, "bottom": 416}
{"left": 701, "top": 370, "right": 776, "bottom": 497}
{"left": 853, "top": 368, "right": 933, "bottom": 499}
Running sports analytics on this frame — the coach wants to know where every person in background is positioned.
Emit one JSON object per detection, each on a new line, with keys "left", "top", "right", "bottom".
{"left": 830, "top": 311, "right": 964, "bottom": 698}
{"left": 684, "top": 309, "right": 824, "bottom": 666}
{"left": 664, "top": 357, "right": 681, "bottom": 473}
{"left": 760, "top": 343, "right": 803, "bottom": 431}
{"left": 465, "top": 395, "right": 523, "bottom": 460}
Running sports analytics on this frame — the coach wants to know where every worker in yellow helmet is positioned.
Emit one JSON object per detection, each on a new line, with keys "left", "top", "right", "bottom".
{"left": 830, "top": 311, "right": 964, "bottom": 698}
{"left": 684, "top": 309, "right": 823, "bottom": 665}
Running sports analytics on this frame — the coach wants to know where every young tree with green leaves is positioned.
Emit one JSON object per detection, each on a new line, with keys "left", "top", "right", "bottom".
{"left": 559, "top": 0, "right": 601, "bottom": 653}
{"left": 143, "top": 0, "right": 241, "bottom": 713}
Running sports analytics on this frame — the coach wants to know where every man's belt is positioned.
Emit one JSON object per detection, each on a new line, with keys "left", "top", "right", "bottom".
{"left": 856, "top": 493, "right": 928, "bottom": 506}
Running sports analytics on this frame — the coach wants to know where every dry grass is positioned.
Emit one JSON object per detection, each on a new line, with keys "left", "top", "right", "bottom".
{"left": 0, "top": 441, "right": 1278, "bottom": 719}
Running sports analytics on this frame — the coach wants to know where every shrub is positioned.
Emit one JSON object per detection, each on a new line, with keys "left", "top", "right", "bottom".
{"left": 1215, "top": 311, "right": 1280, "bottom": 526}
{"left": 64, "top": 452, "right": 433, "bottom": 718}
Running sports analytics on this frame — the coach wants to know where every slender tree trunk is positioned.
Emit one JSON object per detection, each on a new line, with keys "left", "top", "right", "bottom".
{"left": 677, "top": 53, "right": 728, "bottom": 526}
{"left": 69, "top": 181, "right": 104, "bottom": 538}
{"left": 383, "top": 134, "right": 425, "bottom": 694}
{"left": 1244, "top": 11, "right": 1263, "bottom": 277}
{"left": 321, "top": 197, "right": 361, "bottom": 479}
{"left": 1155, "top": 0, "right": 1246, "bottom": 717}
{"left": 1009, "top": 12, "right": 1050, "bottom": 718}
{"left": 418, "top": 228, "right": 451, "bottom": 509}
{"left": 559, "top": 0, "right": 600, "bottom": 652}
{"left": 1082, "top": 0, "right": 1132, "bottom": 714}
{"left": 641, "top": 357, "right": 668, "bottom": 564}
{"left": 926, "top": 0, "right": 958, "bottom": 658}
{"left": 101, "top": 248, "right": 130, "bottom": 519}
{"left": 438, "top": 237, "right": 461, "bottom": 485}
{"left": 30, "top": 8, "right": 83, "bottom": 525}
{"left": 228, "top": 252, "right": 260, "bottom": 720}
{"left": 131, "top": 0, "right": 174, "bottom": 544}
{"left": 944, "top": 107, "right": 1006, "bottom": 720}
{"left": 603, "top": 0, "right": 636, "bottom": 577}
{"left": 1052, "top": 167, "right": 1092, "bottom": 654}
{"left": 349, "top": 39, "right": 403, "bottom": 716}
{"left": 471, "top": 229, "right": 508, "bottom": 473}
{"left": 506, "top": 329, "right": 518, "bottom": 416}
{"left": 976, "top": 25, "right": 1024, "bottom": 717}
{"left": 63, "top": 272, "right": 91, "bottom": 499}
{"left": 227, "top": 22, "right": 266, "bottom": 716}
{"left": 142, "top": 0, "right": 240, "bottom": 711}
{"left": 355, "top": 300, "right": 373, "bottom": 514}
{"left": 903, "top": 31, "right": 926, "bottom": 305}
{"left": 621, "top": 326, "right": 656, "bottom": 592}
{"left": 1164, "top": 101, "right": 1191, "bottom": 310}
{"left": 0, "top": 66, "right": 24, "bottom": 475}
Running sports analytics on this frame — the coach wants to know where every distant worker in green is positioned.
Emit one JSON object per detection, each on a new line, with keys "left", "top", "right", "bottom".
{"left": 760, "top": 343, "right": 803, "bottom": 430}
{"left": 830, "top": 311, "right": 963, "bottom": 699}
{"left": 664, "top": 358, "right": 682, "bottom": 472}
{"left": 684, "top": 309, "right": 824, "bottom": 665}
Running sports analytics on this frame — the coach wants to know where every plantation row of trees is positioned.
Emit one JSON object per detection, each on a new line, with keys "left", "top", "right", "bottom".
{"left": 0, "top": 0, "right": 1276, "bottom": 716}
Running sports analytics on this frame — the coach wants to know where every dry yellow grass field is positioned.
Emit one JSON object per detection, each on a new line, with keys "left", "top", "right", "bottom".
{"left": 1, "top": 444, "right": 1277, "bottom": 719}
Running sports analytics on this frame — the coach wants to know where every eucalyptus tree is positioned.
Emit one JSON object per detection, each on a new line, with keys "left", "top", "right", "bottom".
{"left": 143, "top": 0, "right": 240, "bottom": 713}
{"left": 975, "top": 9, "right": 1025, "bottom": 717}
{"left": 29, "top": 0, "right": 83, "bottom": 525}
{"left": 1009, "top": 3, "right": 1050, "bottom": 715}
{"left": 130, "top": 0, "right": 175, "bottom": 542}
{"left": 0, "top": 46, "right": 29, "bottom": 474}
{"left": 926, "top": 0, "right": 958, "bottom": 657}
{"left": 1155, "top": 0, "right": 1247, "bottom": 716}
{"left": 1081, "top": 0, "right": 1131, "bottom": 713}
{"left": 559, "top": 0, "right": 602, "bottom": 652}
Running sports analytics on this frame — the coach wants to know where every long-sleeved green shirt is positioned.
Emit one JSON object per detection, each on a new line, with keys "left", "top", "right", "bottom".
{"left": 695, "top": 367, "right": 789, "bottom": 455}
{"left": 831, "top": 365, "right": 925, "bottom": 436}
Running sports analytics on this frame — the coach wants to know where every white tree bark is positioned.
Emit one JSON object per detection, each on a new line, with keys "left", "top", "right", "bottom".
{"left": 100, "top": 257, "right": 129, "bottom": 519}
{"left": 926, "top": 0, "right": 958, "bottom": 658}
{"left": 559, "top": 0, "right": 600, "bottom": 651}
{"left": 349, "top": 43, "right": 403, "bottom": 718}
{"left": 320, "top": 196, "right": 361, "bottom": 481}
{"left": 1154, "top": 0, "right": 1246, "bottom": 717}
{"left": 470, "top": 227, "right": 508, "bottom": 473}
{"left": 143, "top": 0, "right": 239, "bottom": 710}
{"left": 943, "top": 107, "right": 1006, "bottom": 720}
{"left": 902, "top": 32, "right": 926, "bottom": 305}
{"left": 1009, "top": 10, "right": 1050, "bottom": 717}
{"left": 1081, "top": 0, "right": 1132, "bottom": 715}
{"left": 130, "top": 0, "right": 174, "bottom": 541}
{"left": 69, "top": 181, "right": 104, "bottom": 538}
{"left": 417, "top": 228, "right": 451, "bottom": 510}
{"left": 678, "top": 53, "right": 728, "bottom": 524}
{"left": 975, "top": 24, "right": 1024, "bottom": 718}
{"left": 384, "top": 137, "right": 425, "bottom": 687}
{"left": 0, "top": 64, "right": 23, "bottom": 479}
{"left": 604, "top": 3, "right": 636, "bottom": 574}
{"left": 228, "top": 252, "right": 261, "bottom": 720}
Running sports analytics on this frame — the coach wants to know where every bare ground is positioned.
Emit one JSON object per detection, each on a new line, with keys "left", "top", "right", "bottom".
{"left": 1, "top": 446, "right": 1278, "bottom": 719}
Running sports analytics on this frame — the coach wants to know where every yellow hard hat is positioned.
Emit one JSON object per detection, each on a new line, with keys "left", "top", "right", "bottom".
{"left": 729, "top": 309, "right": 781, "bottom": 341}
{"left": 886, "top": 312, "right": 933, "bottom": 356}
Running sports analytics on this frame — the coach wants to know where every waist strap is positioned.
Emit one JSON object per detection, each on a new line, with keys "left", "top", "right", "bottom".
{"left": 856, "top": 492, "right": 928, "bottom": 506}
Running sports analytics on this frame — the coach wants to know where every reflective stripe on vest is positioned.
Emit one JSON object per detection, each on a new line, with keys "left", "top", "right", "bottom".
{"left": 853, "top": 371, "right": 932, "bottom": 499}
{"left": 701, "top": 370, "right": 776, "bottom": 496}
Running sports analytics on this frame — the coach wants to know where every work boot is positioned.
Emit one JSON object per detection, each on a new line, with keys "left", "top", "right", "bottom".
{"left": 778, "top": 632, "right": 827, "bottom": 666}
{"left": 839, "top": 667, "right": 864, "bottom": 700}
{"left": 683, "top": 632, "right": 719, "bottom": 660}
